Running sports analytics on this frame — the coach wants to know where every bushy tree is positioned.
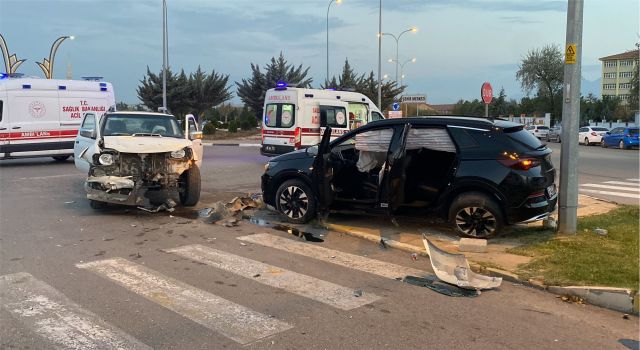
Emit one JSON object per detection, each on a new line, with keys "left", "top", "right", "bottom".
{"left": 236, "top": 52, "right": 313, "bottom": 117}
{"left": 629, "top": 60, "right": 639, "bottom": 111}
{"left": 516, "top": 44, "right": 564, "bottom": 123}
{"left": 325, "top": 59, "right": 405, "bottom": 111}
{"left": 202, "top": 122, "right": 216, "bottom": 135}
{"left": 137, "top": 66, "right": 232, "bottom": 118}
{"left": 228, "top": 119, "right": 238, "bottom": 133}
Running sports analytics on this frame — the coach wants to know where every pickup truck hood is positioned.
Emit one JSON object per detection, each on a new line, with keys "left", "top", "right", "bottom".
{"left": 103, "top": 136, "right": 191, "bottom": 153}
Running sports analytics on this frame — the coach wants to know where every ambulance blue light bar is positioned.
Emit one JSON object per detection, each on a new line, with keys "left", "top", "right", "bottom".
{"left": 0, "top": 73, "right": 8, "bottom": 80}
{"left": 275, "top": 81, "right": 287, "bottom": 90}
{"left": 58, "top": 85, "right": 66, "bottom": 90}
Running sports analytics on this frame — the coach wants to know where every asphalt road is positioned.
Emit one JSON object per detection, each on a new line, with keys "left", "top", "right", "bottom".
{"left": 0, "top": 146, "right": 638, "bottom": 350}
{"left": 545, "top": 142, "right": 640, "bottom": 205}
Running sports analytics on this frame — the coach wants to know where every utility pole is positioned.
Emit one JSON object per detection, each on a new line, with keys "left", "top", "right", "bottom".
{"left": 377, "top": 0, "right": 382, "bottom": 110}
{"left": 162, "top": 0, "right": 168, "bottom": 112}
{"left": 558, "top": 0, "right": 584, "bottom": 234}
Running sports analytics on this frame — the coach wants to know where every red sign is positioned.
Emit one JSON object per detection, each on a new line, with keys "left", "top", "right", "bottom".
{"left": 481, "top": 82, "right": 493, "bottom": 104}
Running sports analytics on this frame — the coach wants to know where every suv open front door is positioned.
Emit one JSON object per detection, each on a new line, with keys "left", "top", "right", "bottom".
{"left": 311, "top": 127, "right": 334, "bottom": 217}
{"left": 378, "top": 123, "right": 411, "bottom": 215}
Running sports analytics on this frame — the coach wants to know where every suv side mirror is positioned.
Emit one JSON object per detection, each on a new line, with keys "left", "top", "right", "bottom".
{"left": 79, "top": 129, "right": 95, "bottom": 139}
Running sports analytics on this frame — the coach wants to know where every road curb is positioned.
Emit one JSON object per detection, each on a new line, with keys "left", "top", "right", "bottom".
{"left": 325, "top": 222, "right": 638, "bottom": 314}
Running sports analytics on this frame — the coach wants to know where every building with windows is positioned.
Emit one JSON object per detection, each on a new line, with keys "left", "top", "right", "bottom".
{"left": 599, "top": 49, "right": 638, "bottom": 105}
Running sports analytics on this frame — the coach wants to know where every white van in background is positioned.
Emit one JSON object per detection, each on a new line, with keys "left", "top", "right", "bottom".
{"left": 261, "top": 84, "right": 384, "bottom": 156}
{"left": 0, "top": 76, "right": 115, "bottom": 160}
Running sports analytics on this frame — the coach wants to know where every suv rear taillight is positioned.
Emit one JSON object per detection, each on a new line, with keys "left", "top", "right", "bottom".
{"left": 294, "top": 127, "right": 301, "bottom": 149}
{"left": 498, "top": 152, "right": 541, "bottom": 171}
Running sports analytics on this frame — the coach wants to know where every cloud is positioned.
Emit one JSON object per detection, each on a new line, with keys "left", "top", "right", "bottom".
{"left": 352, "top": 0, "right": 565, "bottom": 13}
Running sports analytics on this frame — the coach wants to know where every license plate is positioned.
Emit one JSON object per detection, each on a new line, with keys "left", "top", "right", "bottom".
{"left": 546, "top": 184, "right": 557, "bottom": 198}
{"left": 265, "top": 145, "right": 275, "bottom": 151}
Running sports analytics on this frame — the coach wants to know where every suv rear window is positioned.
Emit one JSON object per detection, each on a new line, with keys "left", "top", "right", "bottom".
{"left": 265, "top": 103, "right": 295, "bottom": 128}
{"left": 504, "top": 128, "right": 543, "bottom": 151}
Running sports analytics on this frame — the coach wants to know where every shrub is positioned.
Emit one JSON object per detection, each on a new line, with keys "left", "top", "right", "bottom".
{"left": 203, "top": 122, "right": 216, "bottom": 135}
{"left": 228, "top": 120, "right": 238, "bottom": 133}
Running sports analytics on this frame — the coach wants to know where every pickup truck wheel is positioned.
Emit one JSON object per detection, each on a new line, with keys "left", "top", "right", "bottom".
{"left": 89, "top": 200, "right": 107, "bottom": 209}
{"left": 448, "top": 192, "right": 504, "bottom": 239}
{"left": 52, "top": 156, "right": 70, "bottom": 162}
{"left": 275, "top": 179, "right": 316, "bottom": 224}
{"left": 179, "top": 166, "right": 201, "bottom": 206}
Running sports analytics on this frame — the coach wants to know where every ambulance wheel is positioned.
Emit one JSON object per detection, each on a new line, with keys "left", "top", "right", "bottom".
{"left": 89, "top": 200, "right": 107, "bottom": 209}
{"left": 52, "top": 156, "right": 70, "bottom": 162}
{"left": 275, "top": 179, "right": 316, "bottom": 224}
{"left": 179, "top": 166, "right": 201, "bottom": 207}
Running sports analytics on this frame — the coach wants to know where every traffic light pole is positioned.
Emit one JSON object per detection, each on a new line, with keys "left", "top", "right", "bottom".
{"left": 558, "top": 0, "right": 584, "bottom": 234}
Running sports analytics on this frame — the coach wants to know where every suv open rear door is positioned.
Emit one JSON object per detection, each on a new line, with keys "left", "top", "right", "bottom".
{"left": 311, "top": 127, "right": 334, "bottom": 216}
{"left": 378, "top": 123, "right": 411, "bottom": 214}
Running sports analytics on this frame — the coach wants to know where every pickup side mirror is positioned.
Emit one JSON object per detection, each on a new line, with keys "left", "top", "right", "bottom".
{"left": 79, "top": 129, "right": 96, "bottom": 139}
{"left": 189, "top": 131, "right": 203, "bottom": 140}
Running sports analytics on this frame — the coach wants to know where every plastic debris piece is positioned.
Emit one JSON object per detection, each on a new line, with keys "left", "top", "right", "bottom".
{"left": 422, "top": 234, "right": 502, "bottom": 290}
{"left": 240, "top": 242, "right": 247, "bottom": 246}
{"left": 403, "top": 275, "right": 479, "bottom": 297}
{"left": 353, "top": 289, "right": 363, "bottom": 297}
{"left": 379, "top": 238, "right": 387, "bottom": 250}
{"left": 64, "top": 201, "right": 76, "bottom": 204}
{"left": 593, "top": 228, "right": 608, "bottom": 236}
{"left": 411, "top": 253, "right": 418, "bottom": 261}
{"left": 253, "top": 273, "right": 261, "bottom": 278}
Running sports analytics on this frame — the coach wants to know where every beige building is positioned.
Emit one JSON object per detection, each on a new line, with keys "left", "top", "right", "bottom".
{"left": 599, "top": 49, "right": 638, "bottom": 105}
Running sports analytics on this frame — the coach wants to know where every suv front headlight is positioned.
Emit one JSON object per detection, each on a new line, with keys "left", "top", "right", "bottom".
{"left": 170, "top": 149, "right": 186, "bottom": 159}
{"left": 98, "top": 153, "right": 115, "bottom": 166}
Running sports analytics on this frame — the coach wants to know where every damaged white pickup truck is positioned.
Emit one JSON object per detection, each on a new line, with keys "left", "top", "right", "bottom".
{"left": 73, "top": 111, "right": 203, "bottom": 209}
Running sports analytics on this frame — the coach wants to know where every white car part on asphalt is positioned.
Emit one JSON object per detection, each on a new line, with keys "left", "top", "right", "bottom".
{"left": 422, "top": 234, "right": 502, "bottom": 290}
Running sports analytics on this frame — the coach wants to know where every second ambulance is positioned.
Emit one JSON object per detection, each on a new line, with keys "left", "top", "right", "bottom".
{"left": 261, "top": 83, "right": 384, "bottom": 156}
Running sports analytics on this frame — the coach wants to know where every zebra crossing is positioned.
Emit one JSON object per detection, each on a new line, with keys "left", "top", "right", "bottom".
{"left": 2, "top": 233, "right": 429, "bottom": 348}
{"left": 579, "top": 178, "right": 640, "bottom": 201}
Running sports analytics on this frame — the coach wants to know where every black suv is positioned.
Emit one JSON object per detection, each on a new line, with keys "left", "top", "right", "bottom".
{"left": 261, "top": 117, "right": 557, "bottom": 238}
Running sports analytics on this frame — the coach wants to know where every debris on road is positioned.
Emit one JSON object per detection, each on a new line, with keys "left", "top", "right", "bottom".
{"left": 411, "top": 253, "right": 418, "bottom": 261}
{"left": 353, "top": 289, "right": 363, "bottom": 297}
{"left": 198, "top": 195, "right": 264, "bottom": 226}
{"left": 64, "top": 201, "right": 76, "bottom": 204}
{"left": 223, "top": 218, "right": 239, "bottom": 227}
{"left": 557, "top": 294, "right": 585, "bottom": 304}
{"left": 253, "top": 273, "right": 261, "bottom": 278}
{"left": 379, "top": 238, "right": 387, "bottom": 250}
{"left": 593, "top": 228, "right": 608, "bottom": 236}
{"left": 422, "top": 234, "right": 502, "bottom": 290}
{"left": 403, "top": 275, "right": 479, "bottom": 297}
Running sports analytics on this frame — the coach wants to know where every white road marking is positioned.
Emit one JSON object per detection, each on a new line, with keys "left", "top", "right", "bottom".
{"left": 237, "top": 233, "right": 428, "bottom": 280}
{"left": 602, "top": 181, "right": 640, "bottom": 187}
{"left": 167, "top": 244, "right": 381, "bottom": 310}
{"left": 15, "top": 174, "right": 80, "bottom": 181}
{"left": 626, "top": 178, "right": 640, "bottom": 182}
{"left": 77, "top": 258, "right": 292, "bottom": 344}
{"left": 581, "top": 184, "right": 640, "bottom": 192}
{"left": 0, "top": 272, "right": 151, "bottom": 350}
{"left": 579, "top": 189, "right": 640, "bottom": 199}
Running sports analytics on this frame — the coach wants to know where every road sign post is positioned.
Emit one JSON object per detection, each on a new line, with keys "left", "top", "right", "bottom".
{"left": 481, "top": 82, "right": 493, "bottom": 118}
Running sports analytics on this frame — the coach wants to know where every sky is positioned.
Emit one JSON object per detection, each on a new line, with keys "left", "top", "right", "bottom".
{"left": 1, "top": 0, "right": 638, "bottom": 106}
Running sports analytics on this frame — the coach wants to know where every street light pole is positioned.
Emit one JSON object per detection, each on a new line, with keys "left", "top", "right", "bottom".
{"left": 382, "top": 28, "right": 416, "bottom": 83}
{"left": 326, "top": 0, "right": 341, "bottom": 86}
{"left": 36, "top": 35, "right": 74, "bottom": 79}
{"left": 558, "top": 0, "right": 584, "bottom": 234}
{"left": 399, "top": 57, "right": 416, "bottom": 87}
{"left": 162, "top": 0, "right": 168, "bottom": 112}
{"left": 377, "top": 0, "right": 382, "bottom": 110}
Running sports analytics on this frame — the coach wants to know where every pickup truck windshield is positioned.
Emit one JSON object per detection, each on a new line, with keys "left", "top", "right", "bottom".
{"left": 101, "top": 114, "right": 184, "bottom": 138}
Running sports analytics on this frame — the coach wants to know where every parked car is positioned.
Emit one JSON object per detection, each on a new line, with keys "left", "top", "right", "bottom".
{"left": 601, "top": 127, "right": 639, "bottom": 149}
{"left": 579, "top": 126, "right": 609, "bottom": 146}
{"left": 74, "top": 111, "right": 204, "bottom": 209}
{"left": 525, "top": 125, "right": 549, "bottom": 139}
{"left": 546, "top": 126, "right": 562, "bottom": 142}
{"left": 262, "top": 117, "right": 557, "bottom": 239}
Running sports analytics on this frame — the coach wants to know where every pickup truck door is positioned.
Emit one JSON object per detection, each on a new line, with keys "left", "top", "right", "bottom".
{"left": 73, "top": 113, "right": 97, "bottom": 173}
{"left": 185, "top": 115, "right": 203, "bottom": 167}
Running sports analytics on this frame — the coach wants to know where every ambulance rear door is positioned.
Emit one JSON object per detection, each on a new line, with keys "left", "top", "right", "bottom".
{"left": 262, "top": 89, "right": 297, "bottom": 154}
{"left": 0, "top": 85, "right": 8, "bottom": 151}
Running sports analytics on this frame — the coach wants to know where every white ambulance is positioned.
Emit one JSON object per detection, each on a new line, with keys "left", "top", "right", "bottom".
{"left": 260, "top": 84, "right": 384, "bottom": 156}
{"left": 0, "top": 76, "right": 115, "bottom": 160}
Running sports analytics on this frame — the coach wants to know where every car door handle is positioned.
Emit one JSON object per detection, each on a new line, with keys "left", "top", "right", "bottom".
{"left": 11, "top": 126, "right": 21, "bottom": 129}
{"left": 0, "top": 127, "right": 6, "bottom": 130}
